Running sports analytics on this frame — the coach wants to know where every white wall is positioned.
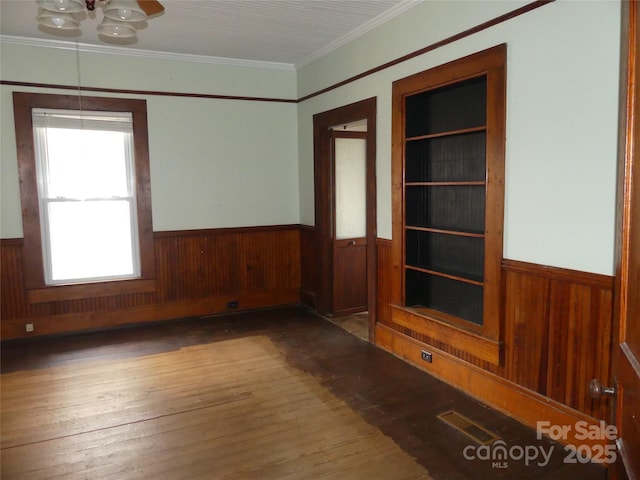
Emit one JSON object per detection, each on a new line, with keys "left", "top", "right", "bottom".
{"left": 1, "top": 0, "right": 623, "bottom": 276}
{"left": 0, "top": 42, "right": 299, "bottom": 235}
{"left": 296, "top": 0, "right": 621, "bottom": 276}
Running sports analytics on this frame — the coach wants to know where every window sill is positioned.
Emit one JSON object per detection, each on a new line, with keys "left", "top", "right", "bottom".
{"left": 390, "top": 304, "right": 502, "bottom": 365}
{"left": 28, "top": 278, "right": 157, "bottom": 304}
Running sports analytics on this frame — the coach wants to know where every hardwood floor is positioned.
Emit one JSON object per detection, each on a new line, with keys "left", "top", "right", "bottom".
{"left": 1, "top": 307, "right": 606, "bottom": 480}
{"left": 324, "top": 311, "right": 369, "bottom": 341}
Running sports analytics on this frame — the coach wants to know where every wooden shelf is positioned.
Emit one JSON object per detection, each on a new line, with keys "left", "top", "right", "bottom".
{"left": 405, "top": 125, "right": 487, "bottom": 142}
{"left": 404, "top": 226, "right": 484, "bottom": 238}
{"left": 405, "top": 264, "right": 484, "bottom": 286}
{"left": 405, "top": 181, "right": 486, "bottom": 186}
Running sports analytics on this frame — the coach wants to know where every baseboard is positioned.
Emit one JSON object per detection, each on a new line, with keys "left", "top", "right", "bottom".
{"left": 375, "top": 323, "right": 611, "bottom": 451}
{"left": 2, "top": 289, "right": 300, "bottom": 340}
{"left": 300, "top": 289, "right": 317, "bottom": 309}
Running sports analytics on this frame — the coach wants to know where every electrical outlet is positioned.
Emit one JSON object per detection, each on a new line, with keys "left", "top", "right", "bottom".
{"left": 25, "top": 323, "right": 34, "bottom": 333}
{"left": 227, "top": 300, "right": 239, "bottom": 309}
{"left": 420, "top": 350, "right": 432, "bottom": 363}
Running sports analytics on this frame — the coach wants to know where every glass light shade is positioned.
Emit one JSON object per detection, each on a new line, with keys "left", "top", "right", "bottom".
{"left": 36, "top": 0, "right": 85, "bottom": 13}
{"left": 37, "top": 10, "right": 80, "bottom": 29}
{"left": 97, "top": 18, "right": 137, "bottom": 38}
{"left": 103, "top": 0, "right": 147, "bottom": 22}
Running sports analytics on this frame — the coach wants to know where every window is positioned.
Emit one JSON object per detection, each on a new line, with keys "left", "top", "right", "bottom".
{"left": 13, "top": 93, "right": 155, "bottom": 301}
{"left": 390, "top": 45, "right": 506, "bottom": 364}
{"left": 33, "top": 109, "right": 140, "bottom": 284}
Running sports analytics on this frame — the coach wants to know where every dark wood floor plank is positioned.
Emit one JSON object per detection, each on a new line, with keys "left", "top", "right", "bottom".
{"left": 1, "top": 307, "right": 605, "bottom": 480}
{"left": 2, "top": 329, "right": 429, "bottom": 480}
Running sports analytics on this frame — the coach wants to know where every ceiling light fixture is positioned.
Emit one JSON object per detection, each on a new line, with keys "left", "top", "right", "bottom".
{"left": 35, "top": 0, "right": 164, "bottom": 39}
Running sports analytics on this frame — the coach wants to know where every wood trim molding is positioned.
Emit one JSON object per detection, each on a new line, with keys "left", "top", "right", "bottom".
{"left": 331, "top": 131, "right": 367, "bottom": 139}
{"left": 2, "top": 289, "right": 300, "bottom": 340}
{"left": 375, "top": 323, "right": 612, "bottom": 451}
{"left": 502, "top": 259, "right": 614, "bottom": 289}
{"left": 298, "top": 1, "right": 553, "bottom": 102}
{"left": 0, "top": 238, "right": 24, "bottom": 247}
{"left": 2, "top": 2, "right": 552, "bottom": 106}
{"left": 154, "top": 224, "right": 300, "bottom": 238}
{"left": 3, "top": 224, "right": 304, "bottom": 243}
{"left": 28, "top": 279, "right": 157, "bottom": 304}
{"left": 611, "top": 2, "right": 640, "bottom": 477}
{"left": 0, "top": 80, "right": 296, "bottom": 104}
{"left": 313, "top": 97, "right": 377, "bottom": 320}
{"left": 391, "top": 305, "right": 501, "bottom": 364}
{"left": 12, "top": 92, "right": 156, "bottom": 291}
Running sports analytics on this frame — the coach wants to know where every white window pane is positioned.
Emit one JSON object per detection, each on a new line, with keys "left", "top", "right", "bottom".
{"left": 335, "top": 138, "right": 366, "bottom": 240}
{"left": 33, "top": 108, "right": 141, "bottom": 286}
{"left": 47, "top": 200, "right": 137, "bottom": 282}
{"left": 45, "top": 128, "right": 130, "bottom": 199}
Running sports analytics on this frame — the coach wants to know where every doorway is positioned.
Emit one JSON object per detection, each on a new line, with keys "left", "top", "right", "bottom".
{"left": 332, "top": 123, "right": 367, "bottom": 317}
{"left": 313, "top": 98, "right": 377, "bottom": 341}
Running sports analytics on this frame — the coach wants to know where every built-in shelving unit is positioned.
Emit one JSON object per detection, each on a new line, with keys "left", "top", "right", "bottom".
{"left": 391, "top": 45, "right": 507, "bottom": 364}
{"left": 403, "top": 76, "right": 487, "bottom": 325}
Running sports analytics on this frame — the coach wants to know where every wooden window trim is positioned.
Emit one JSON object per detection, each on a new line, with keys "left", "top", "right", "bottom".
{"left": 13, "top": 92, "right": 156, "bottom": 302}
{"left": 390, "top": 45, "right": 506, "bottom": 364}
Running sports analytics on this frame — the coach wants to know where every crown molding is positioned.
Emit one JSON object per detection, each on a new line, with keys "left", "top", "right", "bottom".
{"left": 0, "top": 35, "right": 296, "bottom": 71}
{"left": 1, "top": 1, "right": 419, "bottom": 72}
{"left": 294, "top": 0, "right": 421, "bottom": 68}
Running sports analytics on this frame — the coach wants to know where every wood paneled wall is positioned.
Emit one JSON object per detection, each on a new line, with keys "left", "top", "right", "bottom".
{"left": 3, "top": 231, "right": 614, "bottom": 425}
{"left": 1, "top": 226, "right": 301, "bottom": 339}
{"left": 376, "top": 239, "right": 394, "bottom": 329}
{"left": 299, "top": 225, "right": 316, "bottom": 309}
{"left": 376, "top": 239, "right": 614, "bottom": 422}
{"left": 502, "top": 260, "right": 613, "bottom": 420}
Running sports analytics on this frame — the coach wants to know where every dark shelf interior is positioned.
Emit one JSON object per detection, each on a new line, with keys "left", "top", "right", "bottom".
{"left": 405, "top": 131, "right": 486, "bottom": 183}
{"left": 405, "top": 269, "right": 484, "bottom": 325}
{"left": 405, "top": 185, "right": 485, "bottom": 233}
{"left": 406, "top": 230, "right": 484, "bottom": 282}
{"left": 405, "top": 76, "right": 487, "bottom": 138}
{"left": 403, "top": 73, "right": 488, "bottom": 327}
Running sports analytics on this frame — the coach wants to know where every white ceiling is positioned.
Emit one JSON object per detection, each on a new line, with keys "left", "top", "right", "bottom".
{"left": 0, "top": 0, "right": 420, "bottom": 68}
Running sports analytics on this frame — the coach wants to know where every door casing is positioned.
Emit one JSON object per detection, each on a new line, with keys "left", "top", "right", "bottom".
{"left": 313, "top": 97, "right": 377, "bottom": 340}
{"left": 611, "top": 1, "right": 640, "bottom": 478}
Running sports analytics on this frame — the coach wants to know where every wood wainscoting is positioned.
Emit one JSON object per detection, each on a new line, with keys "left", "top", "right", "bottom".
{"left": 1, "top": 225, "right": 301, "bottom": 339}
{"left": 376, "top": 238, "right": 615, "bottom": 448}
{"left": 299, "top": 225, "right": 316, "bottom": 309}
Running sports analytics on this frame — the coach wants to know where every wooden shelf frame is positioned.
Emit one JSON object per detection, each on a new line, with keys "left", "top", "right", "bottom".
{"left": 405, "top": 265, "right": 484, "bottom": 287}
{"left": 405, "top": 181, "right": 486, "bottom": 186}
{"left": 405, "top": 226, "right": 484, "bottom": 238}
{"left": 391, "top": 44, "right": 507, "bottom": 365}
{"left": 405, "top": 125, "right": 487, "bottom": 142}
